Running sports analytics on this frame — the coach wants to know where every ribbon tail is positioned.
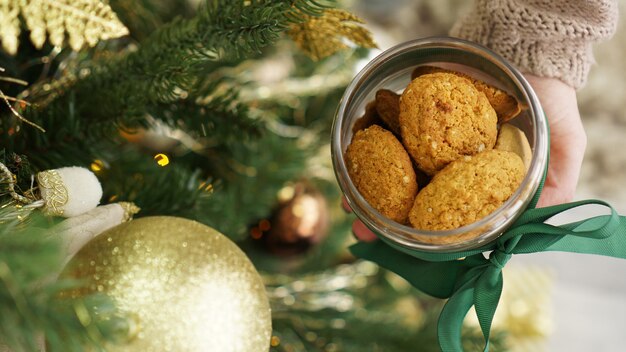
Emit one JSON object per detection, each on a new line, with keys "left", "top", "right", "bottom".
{"left": 350, "top": 241, "right": 461, "bottom": 298}
{"left": 438, "top": 279, "right": 476, "bottom": 352}
{"left": 474, "top": 268, "right": 504, "bottom": 352}
{"left": 541, "top": 216, "right": 626, "bottom": 258}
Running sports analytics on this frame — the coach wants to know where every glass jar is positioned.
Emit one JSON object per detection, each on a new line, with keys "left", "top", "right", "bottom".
{"left": 331, "top": 37, "right": 549, "bottom": 252}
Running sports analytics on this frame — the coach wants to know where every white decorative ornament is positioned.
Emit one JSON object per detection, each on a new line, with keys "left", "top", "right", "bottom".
{"left": 37, "top": 166, "right": 103, "bottom": 217}
{"left": 55, "top": 202, "right": 140, "bottom": 265}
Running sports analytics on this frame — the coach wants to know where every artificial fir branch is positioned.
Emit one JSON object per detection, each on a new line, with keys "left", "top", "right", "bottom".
{"left": 16, "top": 0, "right": 333, "bottom": 132}
{"left": 188, "top": 132, "right": 310, "bottom": 240}
{"left": 2, "top": 1, "right": 335, "bottom": 171}
{"left": 97, "top": 145, "right": 210, "bottom": 217}
{"left": 0, "top": 211, "right": 125, "bottom": 352}
{"left": 92, "top": 128, "right": 309, "bottom": 241}
{"left": 108, "top": 0, "right": 176, "bottom": 42}
{"left": 0, "top": 0, "right": 345, "bottom": 240}
{"left": 150, "top": 86, "right": 262, "bottom": 146}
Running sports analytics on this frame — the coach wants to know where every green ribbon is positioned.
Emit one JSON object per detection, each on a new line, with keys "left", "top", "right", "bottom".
{"left": 350, "top": 198, "right": 626, "bottom": 351}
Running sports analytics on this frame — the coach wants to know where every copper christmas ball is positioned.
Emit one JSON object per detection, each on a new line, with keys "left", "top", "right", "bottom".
{"left": 261, "top": 183, "right": 330, "bottom": 256}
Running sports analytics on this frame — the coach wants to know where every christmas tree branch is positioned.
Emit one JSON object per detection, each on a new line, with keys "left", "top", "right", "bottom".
{"left": 2, "top": 1, "right": 335, "bottom": 172}
{"left": 94, "top": 130, "right": 309, "bottom": 241}
{"left": 0, "top": 211, "right": 125, "bottom": 351}
{"left": 15, "top": 0, "right": 332, "bottom": 136}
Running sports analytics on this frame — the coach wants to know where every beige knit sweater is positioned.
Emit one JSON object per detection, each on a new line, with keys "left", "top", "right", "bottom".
{"left": 450, "top": 0, "right": 619, "bottom": 89}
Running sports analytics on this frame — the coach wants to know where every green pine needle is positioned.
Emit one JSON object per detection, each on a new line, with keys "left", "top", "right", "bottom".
{"left": 0, "top": 212, "right": 125, "bottom": 351}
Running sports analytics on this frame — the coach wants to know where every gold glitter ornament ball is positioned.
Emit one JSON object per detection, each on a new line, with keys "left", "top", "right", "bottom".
{"left": 61, "top": 216, "right": 272, "bottom": 352}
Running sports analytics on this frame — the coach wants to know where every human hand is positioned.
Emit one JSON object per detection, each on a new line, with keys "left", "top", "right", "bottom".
{"left": 342, "top": 197, "right": 377, "bottom": 242}
{"left": 524, "top": 74, "right": 586, "bottom": 207}
{"left": 345, "top": 74, "right": 586, "bottom": 241}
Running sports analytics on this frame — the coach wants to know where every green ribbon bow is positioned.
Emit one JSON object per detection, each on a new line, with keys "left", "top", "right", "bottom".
{"left": 350, "top": 179, "right": 626, "bottom": 351}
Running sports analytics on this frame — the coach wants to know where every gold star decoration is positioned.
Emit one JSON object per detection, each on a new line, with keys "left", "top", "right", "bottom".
{"left": 288, "top": 9, "right": 377, "bottom": 61}
{"left": 0, "top": 0, "right": 129, "bottom": 55}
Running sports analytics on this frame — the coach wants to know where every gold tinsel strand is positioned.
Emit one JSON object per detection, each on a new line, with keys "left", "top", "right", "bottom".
{"left": 288, "top": 9, "right": 377, "bottom": 61}
{"left": 0, "top": 67, "right": 44, "bottom": 131}
{"left": 0, "top": 0, "right": 128, "bottom": 55}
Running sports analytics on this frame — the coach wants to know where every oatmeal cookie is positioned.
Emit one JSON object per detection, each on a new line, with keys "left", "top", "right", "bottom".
{"left": 495, "top": 123, "right": 532, "bottom": 170}
{"left": 352, "top": 100, "right": 383, "bottom": 134}
{"left": 399, "top": 72, "right": 498, "bottom": 175}
{"left": 375, "top": 89, "right": 402, "bottom": 136}
{"left": 412, "top": 65, "right": 522, "bottom": 123}
{"left": 409, "top": 150, "right": 525, "bottom": 231}
{"left": 345, "top": 125, "right": 418, "bottom": 224}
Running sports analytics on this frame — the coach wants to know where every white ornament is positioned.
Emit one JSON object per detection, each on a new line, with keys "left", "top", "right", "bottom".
{"left": 55, "top": 202, "right": 140, "bottom": 264}
{"left": 37, "top": 166, "right": 103, "bottom": 217}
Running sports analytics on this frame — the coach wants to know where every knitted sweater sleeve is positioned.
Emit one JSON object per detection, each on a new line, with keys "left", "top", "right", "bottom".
{"left": 450, "top": 0, "right": 618, "bottom": 89}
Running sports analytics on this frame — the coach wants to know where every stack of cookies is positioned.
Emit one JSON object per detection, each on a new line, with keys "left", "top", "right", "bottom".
{"left": 345, "top": 66, "right": 532, "bottom": 235}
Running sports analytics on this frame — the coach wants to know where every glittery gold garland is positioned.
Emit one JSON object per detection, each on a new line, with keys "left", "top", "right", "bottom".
{"left": 288, "top": 9, "right": 377, "bottom": 61}
{"left": 118, "top": 202, "right": 140, "bottom": 222}
{"left": 0, "top": 0, "right": 128, "bottom": 55}
{"left": 0, "top": 68, "right": 45, "bottom": 132}
{"left": 0, "top": 161, "right": 35, "bottom": 204}
{"left": 37, "top": 169, "right": 69, "bottom": 216}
